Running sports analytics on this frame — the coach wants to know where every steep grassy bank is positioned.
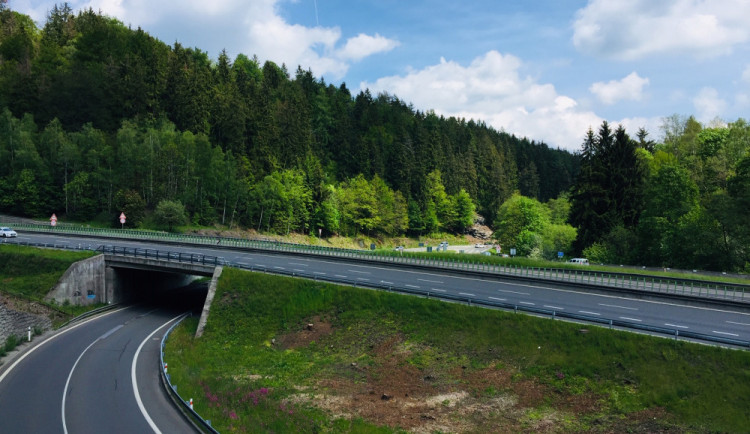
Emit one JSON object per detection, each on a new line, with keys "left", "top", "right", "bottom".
{"left": 165, "top": 268, "right": 750, "bottom": 432}
{"left": 0, "top": 244, "right": 97, "bottom": 317}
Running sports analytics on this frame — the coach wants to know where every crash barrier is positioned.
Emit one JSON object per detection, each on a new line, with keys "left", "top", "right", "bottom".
{"left": 160, "top": 314, "right": 219, "bottom": 433}
{"left": 3, "top": 224, "right": 749, "bottom": 305}
{"left": 3, "top": 238, "right": 749, "bottom": 349}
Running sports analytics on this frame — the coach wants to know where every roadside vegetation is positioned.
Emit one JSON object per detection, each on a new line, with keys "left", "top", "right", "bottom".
{"left": 0, "top": 244, "right": 98, "bottom": 319}
{"left": 165, "top": 268, "right": 750, "bottom": 432}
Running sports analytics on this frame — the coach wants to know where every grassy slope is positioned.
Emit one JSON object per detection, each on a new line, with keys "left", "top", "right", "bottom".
{"left": 165, "top": 268, "right": 750, "bottom": 432}
{"left": 0, "top": 245, "right": 97, "bottom": 316}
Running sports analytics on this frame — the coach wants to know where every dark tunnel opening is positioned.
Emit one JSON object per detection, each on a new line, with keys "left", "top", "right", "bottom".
{"left": 109, "top": 267, "right": 210, "bottom": 314}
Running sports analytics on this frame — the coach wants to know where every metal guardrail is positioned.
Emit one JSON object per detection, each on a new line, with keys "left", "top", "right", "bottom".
{"left": 160, "top": 314, "right": 219, "bottom": 433}
{"left": 96, "top": 245, "right": 227, "bottom": 267}
{"left": 4, "top": 222, "right": 750, "bottom": 305}
{"left": 239, "top": 261, "right": 750, "bottom": 349}
{"left": 3, "top": 238, "right": 750, "bottom": 348}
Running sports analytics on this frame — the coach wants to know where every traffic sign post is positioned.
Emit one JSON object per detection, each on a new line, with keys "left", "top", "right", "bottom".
{"left": 119, "top": 212, "right": 126, "bottom": 229}
{"left": 50, "top": 213, "right": 57, "bottom": 227}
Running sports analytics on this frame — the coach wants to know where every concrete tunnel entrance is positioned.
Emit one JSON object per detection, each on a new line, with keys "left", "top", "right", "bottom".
{"left": 46, "top": 254, "right": 217, "bottom": 314}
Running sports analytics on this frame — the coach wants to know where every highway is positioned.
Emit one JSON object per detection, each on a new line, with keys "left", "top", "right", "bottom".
{"left": 2, "top": 230, "right": 750, "bottom": 431}
{"left": 0, "top": 305, "right": 200, "bottom": 433}
{"left": 14, "top": 231, "right": 750, "bottom": 344}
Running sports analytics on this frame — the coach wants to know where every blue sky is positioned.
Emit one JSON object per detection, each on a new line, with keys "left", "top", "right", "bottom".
{"left": 12, "top": 0, "right": 750, "bottom": 152}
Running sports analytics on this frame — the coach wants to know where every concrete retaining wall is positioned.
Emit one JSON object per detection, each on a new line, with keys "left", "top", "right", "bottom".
{"left": 45, "top": 255, "right": 107, "bottom": 306}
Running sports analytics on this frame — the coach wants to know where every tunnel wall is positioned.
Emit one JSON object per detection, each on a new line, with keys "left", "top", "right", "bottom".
{"left": 46, "top": 255, "right": 107, "bottom": 306}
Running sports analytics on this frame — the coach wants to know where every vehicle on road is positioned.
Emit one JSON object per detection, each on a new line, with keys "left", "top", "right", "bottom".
{"left": 568, "top": 257, "right": 589, "bottom": 265}
{"left": 0, "top": 227, "right": 17, "bottom": 237}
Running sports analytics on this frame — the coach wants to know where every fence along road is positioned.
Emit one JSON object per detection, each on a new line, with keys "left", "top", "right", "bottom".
{"left": 5, "top": 227, "right": 750, "bottom": 349}
{"left": 5, "top": 222, "right": 749, "bottom": 305}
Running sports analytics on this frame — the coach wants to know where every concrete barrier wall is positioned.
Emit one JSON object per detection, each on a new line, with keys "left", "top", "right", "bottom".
{"left": 45, "top": 255, "right": 107, "bottom": 306}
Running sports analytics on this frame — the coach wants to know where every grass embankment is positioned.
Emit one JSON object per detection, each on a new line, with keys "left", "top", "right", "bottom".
{"left": 165, "top": 268, "right": 750, "bottom": 433}
{"left": 0, "top": 244, "right": 98, "bottom": 318}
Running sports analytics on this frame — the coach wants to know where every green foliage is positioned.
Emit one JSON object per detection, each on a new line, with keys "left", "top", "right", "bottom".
{"left": 0, "top": 7, "right": 579, "bottom": 242}
{"left": 114, "top": 189, "right": 145, "bottom": 228}
{"left": 165, "top": 269, "right": 750, "bottom": 432}
{"left": 570, "top": 123, "right": 648, "bottom": 253}
{"left": 153, "top": 199, "right": 187, "bottom": 231}
{"left": 493, "top": 193, "right": 548, "bottom": 252}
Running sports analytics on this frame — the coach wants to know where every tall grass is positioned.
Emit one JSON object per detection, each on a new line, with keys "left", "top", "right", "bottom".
{"left": 165, "top": 268, "right": 750, "bottom": 432}
{"left": 0, "top": 245, "right": 97, "bottom": 316}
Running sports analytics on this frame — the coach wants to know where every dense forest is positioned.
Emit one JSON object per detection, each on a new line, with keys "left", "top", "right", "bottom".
{"left": 1, "top": 5, "right": 748, "bottom": 271}
{"left": 0, "top": 5, "right": 576, "bottom": 231}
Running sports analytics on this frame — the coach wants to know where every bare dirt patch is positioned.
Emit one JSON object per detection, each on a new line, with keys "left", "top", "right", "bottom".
{"left": 0, "top": 292, "right": 66, "bottom": 321}
{"left": 276, "top": 315, "right": 334, "bottom": 350}
{"left": 285, "top": 330, "right": 604, "bottom": 433}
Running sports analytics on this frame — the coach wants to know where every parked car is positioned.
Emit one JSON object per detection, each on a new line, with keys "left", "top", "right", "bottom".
{"left": 394, "top": 246, "right": 404, "bottom": 251}
{"left": 0, "top": 227, "right": 17, "bottom": 237}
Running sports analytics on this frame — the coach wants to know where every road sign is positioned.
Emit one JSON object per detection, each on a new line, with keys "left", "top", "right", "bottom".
{"left": 119, "top": 212, "right": 126, "bottom": 224}
{"left": 510, "top": 248, "right": 516, "bottom": 256}
{"left": 50, "top": 213, "right": 57, "bottom": 227}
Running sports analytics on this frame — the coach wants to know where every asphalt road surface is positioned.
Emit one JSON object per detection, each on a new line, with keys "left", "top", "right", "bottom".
{"left": 13, "top": 231, "right": 750, "bottom": 343}
{"left": 0, "top": 306, "right": 199, "bottom": 433}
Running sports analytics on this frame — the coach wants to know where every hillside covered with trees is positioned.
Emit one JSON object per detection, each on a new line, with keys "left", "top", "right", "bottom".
{"left": 0, "top": 5, "right": 577, "bottom": 236}
{"left": 1, "top": 4, "right": 748, "bottom": 272}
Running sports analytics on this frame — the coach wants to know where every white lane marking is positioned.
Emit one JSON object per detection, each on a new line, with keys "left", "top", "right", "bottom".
{"left": 381, "top": 281, "right": 394, "bottom": 285}
{"left": 0, "top": 307, "right": 128, "bottom": 386}
{"left": 459, "top": 292, "right": 475, "bottom": 297}
{"left": 132, "top": 312, "right": 186, "bottom": 434}
{"left": 99, "top": 325, "right": 124, "bottom": 340}
{"left": 274, "top": 266, "right": 285, "bottom": 270}
{"left": 236, "top": 262, "right": 249, "bottom": 266}
{"left": 348, "top": 270, "right": 371, "bottom": 274}
{"left": 335, "top": 274, "right": 347, "bottom": 278}
{"left": 63, "top": 335, "right": 104, "bottom": 434}
{"left": 431, "top": 288, "right": 446, "bottom": 292}
{"left": 713, "top": 331, "right": 739, "bottom": 337}
{"left": 665, "top": 323, "right": 689, "bottom": 329}
{"left": 418, "top": 278, "right": 443, "bottom": 284}
{"left": 498, "top": 289, "right": 530, "bottom": 295}
{"left": 313, "top": 272, "right": 326, "bottom": 275}
{"left": 726, "top": 321, "right": 750, "bottom": 326}
{"left": 405, "top": 284, "right": 420, "bottom": 289}
{"left": 620, "top": 317, "right": 642, "bottom": 322}
{"left": 255, "top": 264, "right": 266, "bottom": 268}
{"left": 519, "top": 301, "right": 535, "bottom": 306}
{"left": 293, "top": 269, "right": 305, "bottom": 273}
{"left": 489, "top": 297, "right": 506, "bottom": 301}
{"left": 289, "top": 262, "right": 308, "bottom": 267}
{"left": 599, "top": 303, "right": 638, "bottom": 311}
{"left": 544, "top": 305, "right": 564, "bottom": 310}
{"left": 579, "top": 311, "right": 600, "bottom": 316}
{"left": 240, "top": 254, "right": 749, "bottom": 318}
{"left": 357, "top": 278, "right": 370, "bottom": 281}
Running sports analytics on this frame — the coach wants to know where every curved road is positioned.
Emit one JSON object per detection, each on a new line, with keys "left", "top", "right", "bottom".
{"left": 0, "top": 305, "right": 198, "bottom": 433}
{"left": 14, "top": 231, "right": 750, "bottom": 343}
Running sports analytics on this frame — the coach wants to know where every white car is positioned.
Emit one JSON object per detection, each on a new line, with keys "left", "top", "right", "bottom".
{"left": 0, "top": 227, "right": 17, "bottom": 237}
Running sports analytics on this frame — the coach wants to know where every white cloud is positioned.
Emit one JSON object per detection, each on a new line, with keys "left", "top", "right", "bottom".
{"left": 337, "top": 34, "right": 400, "bottom": 61}
{"left": 693, "top": 87, "right": 727, "bottom": 121}
{"left": 742, "top": 65, "right": 750, "bottom": 83}
{"left": 573, "top": 0, "right": 750, "bottom": 60}
{"left": 590, "top": 72, "right": 649, "bottom": 105}
{"left": 361, "top": 51, "right": 605, "bottom": 152}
